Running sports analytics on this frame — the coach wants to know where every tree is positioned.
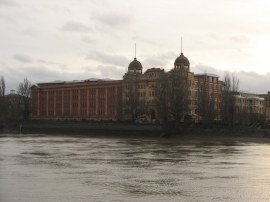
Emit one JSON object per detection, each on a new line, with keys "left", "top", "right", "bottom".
{"left": 196, "top": 74, "right": 216, "bottom": 126}
{"left": 115, "top": 87, "right": 123, "bottom": 122}
{"left": 0, "top": 76, "right": 5, "bottom": 96}
{"left": 0, "top": 75, "right": 8, "bottom": 126}
{"left": 154, "top": 71, "right": 189, "bottom": 134}
{"left": 169, "top": 73, "right": 189, "bottom": 123}
{"left": 154, "top": 72, "right": 170, "bottom": 125}
{"left": 123, "top": 76, "right": 140, "bottom": 122}
{"left": 221, "top": 73, "right": 239, "bottom": 127}
{"left": 17, "top": 78, "right": 32, "bottom": 120}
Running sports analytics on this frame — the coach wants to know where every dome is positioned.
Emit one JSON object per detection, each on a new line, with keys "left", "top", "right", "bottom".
{"left": 128, "top": 57, "right": 142, "bottom": 74}
{"left": 174, "top": 53, "right": 190, "bottom": 66}
{"left": 128, "top": 57, "right": 142, "bottom": 70}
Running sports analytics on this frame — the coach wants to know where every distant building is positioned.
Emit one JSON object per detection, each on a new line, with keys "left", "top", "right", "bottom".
{"left": 193, "top": 73, "right": 223, "bottom": 122}
{"left": 4, "top": 90, "right": 26, "bottom": 121}
{"left": 122, "top": 53, "right": 223, "bottom": 122}
{"left": 31, "top": 80, "right": 122, "bottom": 121}
{"left": 234, "top": 91, "right": 265, "bottom": 124}
{"left": 31, "top": 49, "right": 223, "bottom": 122}
{"left": 258, "top": 92, "right": 270, "bottom": 121}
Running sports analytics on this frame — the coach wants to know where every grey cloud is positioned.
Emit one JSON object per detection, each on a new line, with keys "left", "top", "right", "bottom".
{"left": 22, "top": 27, "right": 38, "bottom": 37}
{"left": 37, "top": 59, "right": 54, "bottom": 64}
{"left": 0, "top": 14, "right": 16, "bottom": 23}
{"left": 192, "top": 64, "right": 270, "bottom": 94}
{"left": 192, "top": 64, "right": 222, "bottom": 75}
{"left": 0, "top": 0, "right": 18, "bottom": 7}
{"left": 61, "top": 21, "right": 92, "bottom": 32}
{"left": 92, "top": 12, "right": 132, "bottom": 29}
{"left": 143, "top": 52, "right": 177, "bottom": 68}
{"left": 13, "top": 54, "right": 33, "bottom": 63}
{"left": 229, "top": 35, "right": 249, "bottom": 44}
{"left": 236, "top": 71, "right": 270, "bottom": 94}
{"left": 37, "top": 59, "right": 67, "bottom": 70}
{"left": 81, "top": 35, "right": 94, "bottom": 44}
{"left": 3, "top": 64, "right": 101, "bottom": 92}
{"left": 85, "top": 51, "right": 129, "bottom": 67}
{"left": 132, "top": 35, "right": 162, "bottom": 47}
{"left": 89, "top": 0, "right": 108, "bottom": 6}
{"left": 95, "top": 65, "right": 125, "bottom": 79}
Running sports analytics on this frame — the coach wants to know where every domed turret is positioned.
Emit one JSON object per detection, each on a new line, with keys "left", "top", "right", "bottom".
{"left": 174, "top": 52, "right": 190, "bottom": 71}
{"left": 128, "top": 57, "right": 142, "bottom": 74}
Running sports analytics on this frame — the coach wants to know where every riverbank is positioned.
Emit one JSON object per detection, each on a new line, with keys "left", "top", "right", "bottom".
{"left": 2, "top": 121, "right": 162, "bottom": 137}
{"left": 1, "top": 121, "right": 270, "bottom": 142}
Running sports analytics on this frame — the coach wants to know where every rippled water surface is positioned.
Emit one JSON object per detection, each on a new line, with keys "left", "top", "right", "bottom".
{"left": 1, "top": 134, "right": 270, "bottom": 202}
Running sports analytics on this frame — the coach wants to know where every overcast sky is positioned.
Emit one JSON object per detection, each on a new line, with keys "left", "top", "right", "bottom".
{"left": 1, "top": 0, "right": 270, "bottom": 93}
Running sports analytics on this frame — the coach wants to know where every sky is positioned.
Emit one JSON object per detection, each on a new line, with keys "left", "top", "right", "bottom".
{"left": 0, "top": 0, "right": 270, "bottom": 94}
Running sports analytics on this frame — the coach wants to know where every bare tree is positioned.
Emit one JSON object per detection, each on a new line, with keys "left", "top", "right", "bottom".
{"left": 196, "top": 74, "right": 215, "bottom": 126}
{"left": 154, "top": 73, "right": 170, "bottom": 124}
{"left": 169, "top": 73, "right": 189, "bottom": 123}
{"left": 17, "top": 78, "right": 32, "bottom": 98}
{"left": 154, "top": 71, "right": 189, "bottom": 134}
{"left": 123, "top": 76, "right": 140, "bottom": 122}
{"left": 221, "top": 73, "right": 239, "bottom": 127}
{"left": 115, "top": 87, "right": 123, "bottom": 122}
{"left": 0, "top": 75, "right": 7, "bottom": 126}
{"left": 0, "top": 76, "right": 5, "bottom": 96}
{"left": 17, "top": 78, "right": 32, "bottom": 120}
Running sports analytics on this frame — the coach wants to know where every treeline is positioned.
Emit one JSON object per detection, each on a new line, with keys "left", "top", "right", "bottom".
{"left": 0, "top": 76, "right": 31, "bottom": 128}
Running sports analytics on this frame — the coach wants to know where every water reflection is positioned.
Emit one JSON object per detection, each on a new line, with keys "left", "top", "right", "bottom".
{"left": 0, "top": 135, "right": 270, "bottom": 202}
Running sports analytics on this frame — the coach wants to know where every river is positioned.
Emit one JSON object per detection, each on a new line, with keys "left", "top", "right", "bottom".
{"left": 0, "top": 134, "right": 270, "bottom": 202}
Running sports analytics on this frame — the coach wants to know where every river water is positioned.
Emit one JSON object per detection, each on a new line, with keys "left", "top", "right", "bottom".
{"left": 0, "top": 134, "right": 270, "bottom": 202}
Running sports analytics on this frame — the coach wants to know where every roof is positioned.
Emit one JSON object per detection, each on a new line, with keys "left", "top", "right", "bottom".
{"left": 144, "top": 68, "right": 164, "bottom": 73}
{"left": 195, "top": 73, "right": 219, "bottom": 78}
{"left": 128, "top": 57, "right": 142, "bottom": 70}
{"left": 31, "top": 78, "right": 120, "bottom": 89}
{"left": 174, "top": 53, "right": 190, "bottom": 66}
{"left": 5, "top": 93, "right": 25, "bottom": 99}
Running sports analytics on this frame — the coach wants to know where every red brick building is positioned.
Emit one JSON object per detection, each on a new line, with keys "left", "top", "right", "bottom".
{"left": 31, "top": 79, "right": 122, "bottom": 120}
{"left": 31, "top": 50, "right": 223, "bottom": 122}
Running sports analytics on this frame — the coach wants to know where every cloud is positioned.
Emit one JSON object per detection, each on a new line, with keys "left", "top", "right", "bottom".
{"left": 81, "top": 35, "right": 94, "bottom": 44}
{"left": 192, "top": 64, "right": 270, "bottom": 94}
{"left": 85, "top": 51, "right": 129, "bottom": 67}
{"left": 229, "top": 35, "right": 249, "bottom": 44}
{"left": 37, "top": 59, "right": 67, "bottom": 69}
{"left": 61, "top": 21, "right": 92, "bottom": 32}
{"left": 96, "top": 65, "right": 125, "bottom": 79}
{"left": 132, "top": 35, "right": 162, "bottom": 47}
{"left": 92, "top": 11, "right": 132, "bottom": 29}
{"left": 143, "top": 52, "right": 176, "bottom": 68}
{"left": 13, "top": 54, "right": 33, "bottom": 63}
{"left": 192, "top": 64, "right": 222, "bottom": 75}
{"left": 236, "top": 71, "right": 270, "bottom": 94}
{"left": 0, "top": 14, "right": 16, "bottom": 23}
{"left": 0, "top": 0, "right": 18, "bottom": 7}
{"left": 2, "top": 64, "right": 101, "bottom": 92}
{"left": 22, "top": 27, "right": 38, "bottom": 37}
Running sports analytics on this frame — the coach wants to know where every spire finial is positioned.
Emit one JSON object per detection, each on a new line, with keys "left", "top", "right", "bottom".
{"left": 135, "top": 43, "right": 136, "bottom": 58}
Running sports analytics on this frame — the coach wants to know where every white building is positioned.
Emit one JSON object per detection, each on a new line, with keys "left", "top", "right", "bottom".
{"left": 235, "top": 91, "right": 264, "bottom": 115}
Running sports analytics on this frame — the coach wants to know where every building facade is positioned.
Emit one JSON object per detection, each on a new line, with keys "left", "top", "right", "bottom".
{"left": 121, "top": 53, "right": 223, "bottom": 123}
{"left": 31, "top": 51, "right": 223, "bottom": 122}
{"left": 258, "top": 92, "right": 270, "bottom": 121}
{"left": 31, "top": 80, "right": 122, "bottom": 120}
{"left": 234, "top": 91, "right": 265, "bottom": 124}
{"left": 235, "top": 92, "right": 264, "bottom": 114}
